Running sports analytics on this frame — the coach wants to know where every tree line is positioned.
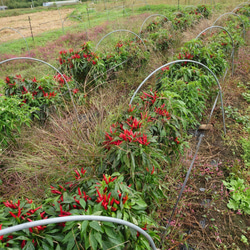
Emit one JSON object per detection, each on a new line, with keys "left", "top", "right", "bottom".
{"left": 2, "top": 0, "right": 71, "bottom": 9}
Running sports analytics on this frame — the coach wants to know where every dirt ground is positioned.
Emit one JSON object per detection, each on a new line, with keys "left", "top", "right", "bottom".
{"left": 0, "top": 9, "right": 77, "bottom": 43}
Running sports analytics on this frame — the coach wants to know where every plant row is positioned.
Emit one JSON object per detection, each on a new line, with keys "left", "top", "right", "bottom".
{"left": 0, "top": 4, "right": 250, "bottom": 249}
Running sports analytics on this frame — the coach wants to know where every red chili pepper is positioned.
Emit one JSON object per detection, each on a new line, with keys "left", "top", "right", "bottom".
{"left": 74, "top": 197, "right": 80, "bottom": 204}
{"left": 9, "top": 211, "right": 17, "bottom": 219}
{"left": 78, "top": 187, "right": 82, "bottom": 196}
{"left": 122, "top": 194, "right": 128, "bottom": 204}
{"left": 151, "top": 166, "right": 155, "bottom": 175}
{"left": 111, "top": 177, "right": 117, "bottom": 182}
{"left": 74, "top": 170, "right": 81, "bottom": 179}
{"left": 59, "top": 185, "right": 66, "bottom": 191}
{"left": 118, "top": 190, "right": 122, "bottom": 198}
{"left": 25, "top": 198, "right": 33, "bottom": 204}
{"left": 96, "top": 188, "right": 102, "bottom": 199}
{"left": 81, "top": 168, "right": 86, "bottom": 175}
{"left": 107, "top": 193, "right": 111, "bottom": 201}
{"left": 114, "top": 199, "right": 120, "bottom": 205}
{"left": 103, "top": 174, "right": 108, "bottom": 185}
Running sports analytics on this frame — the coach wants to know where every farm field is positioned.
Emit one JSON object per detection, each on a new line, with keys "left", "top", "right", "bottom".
{"left": 0, "top": 9, "right": 75, "bottom": 43}
{"left": 0, "top": 0, "right": 250, "bottom": 249}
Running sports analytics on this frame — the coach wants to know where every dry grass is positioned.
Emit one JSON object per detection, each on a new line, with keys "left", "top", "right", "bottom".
{"left": 0, "top": 80, "right": 130, "bottom": 201}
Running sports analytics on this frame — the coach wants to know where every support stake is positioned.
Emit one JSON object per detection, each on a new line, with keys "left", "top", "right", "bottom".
{"left": 28, "top": 16, "right": 34, "bottom": 43}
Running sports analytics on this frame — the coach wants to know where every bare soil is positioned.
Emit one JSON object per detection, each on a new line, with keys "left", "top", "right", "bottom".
{"left": 0, "top": 9, "right": 76, "bottom": 43}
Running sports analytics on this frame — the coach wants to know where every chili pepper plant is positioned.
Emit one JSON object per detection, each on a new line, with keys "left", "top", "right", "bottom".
{"left": 0, "top": 170, "right": 160, "bottom": 250}
{"left": 4, "top": 74, "right": 74, "bottom": 122}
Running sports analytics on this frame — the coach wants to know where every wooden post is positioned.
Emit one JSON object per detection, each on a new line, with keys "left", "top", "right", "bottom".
{"left": 86, "top": 4, "right": 91, "bottom": 27}
{"left": 1, "top": 0, "right": 4, "bottom": 9}
{"left": 123, "top": 0, "right": 125, "bottom": 17}
{"left": 28, "top": 16, "right": 34, "bottom": 42}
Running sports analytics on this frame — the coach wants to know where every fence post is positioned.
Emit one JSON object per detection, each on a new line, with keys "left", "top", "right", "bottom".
{"left": 86, "top": 3, "right": 91, "bottom": 27}
{"left": 28, "top": 16, "right": 34, "bottom": 42}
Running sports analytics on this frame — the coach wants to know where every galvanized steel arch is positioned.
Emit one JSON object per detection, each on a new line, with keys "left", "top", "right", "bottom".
{"left": 213, "top": 12, "right": 246, "bottom": 40}
{"left": 232, "top": 6, "right": 250, "bottom": 17}
{"left": 0, "top": 215, "right": 157, "bottom": 250}
{"left": 129, "top": 59, "right": 226, "bottom": 134}
{"left": 0, "top": 57, "right": 78, "bottom": 120}
{"left": 196, "top": 25, "right": 235, "bottom": 74}
{"left": 0, "top": 27, "right": 30, "bottom": 56}
{"left": 95, "top": 29, "right": 147, "bottom": 51}
{"left": 232, "top": 2, "right": 250, "bottom": 13}
{"left": 139, "top": 14, "right": 173, "bottom": 35}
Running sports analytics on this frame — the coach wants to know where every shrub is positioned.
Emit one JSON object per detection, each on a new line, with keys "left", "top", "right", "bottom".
{"left": 103, "top": 40, "right": 149, "bottom": 72}
{"left": 4, "top": 74, "right": 73, "bottom": 122}
{"left": 58, "top": 42, "right": 106, "bottom": 90}
{"left": 0, "top": 95, "right": 38, "bottom": 147}
{"left": 101, "top": 90, "right": 190, "bottom": 205}
{"left": 148, "top": 29, "right": 174, "bottom": 51}
{"left": 59, "top": 41, "right": 149, "bottom": 90}
{"left": 174, "top": 39, "right": 228, "bottom": 77}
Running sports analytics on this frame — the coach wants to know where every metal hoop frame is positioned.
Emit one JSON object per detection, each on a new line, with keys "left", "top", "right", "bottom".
{"left": 139, "top": 14, "right": 173, "bottom": 35}
{"left": 232, "top": 2, "right": 250, "bottom": 13}
{"left": 0, "top": 27, "right": 30, "bottom": 56}
{"left": 213, "top": 12, "right": 246, "bottom": 40}
{"left": 232, "top": 6, "right": 250, "bottom": 17}
{"left": 0, "top": 215, "right": 157, "bottom": 250}
{"left": 95, "top": 29, "right": 147, "bottom": 51}
{"left": 129, "top": 59, "right": 226, "bottom": 135}
{"left": 183, "top": 5, "right": 196, "bottom": 12}
{"left": 0, "top": 57, "right": 78, "bottom": 120}
{"left": 196, "top": 25, "right": 235, "bottom": 75}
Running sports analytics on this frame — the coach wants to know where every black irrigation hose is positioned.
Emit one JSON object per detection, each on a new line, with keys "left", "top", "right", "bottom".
{"left": 162, "top": 133, "right": 205, "bottom": 242}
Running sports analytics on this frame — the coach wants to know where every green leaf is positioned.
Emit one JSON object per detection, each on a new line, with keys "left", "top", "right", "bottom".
{"left": 227, "top": 199, "right": 238, "bottom": 210}
{"left": 62, "top": 231, "right": 73, "bottom": 244}
{"left": 109, "top": 236, "right": 125, "bottom": 248}
{"left": 42, "top": 241, "right": 52, "bottom": 250}
{"left": 81, "top": 220, "right": 89, "bottom": 234}
{"left": 66, "top": 235, "right": 76, "bottom": 250}
{"left": 55, "top": 244, "right": 61, "bottom": 250}
{"left": 89, "top": 230, "right": 98, "bottom": 250}
{"left": 80, "top": 198, "right": 86, "bottom": 209}
{"left": 23, "top": 241, "right": 35, "bottom": 250}
{"left": 89, "top": 221, "right": 104, "bottom": 233}
{"left": 102, "top": 221, "right": 115, "bottom": 228}
{"left": 94, "top": 231, "right": 103, "bottom": 248}
{"left": 104, "top": 226, "right": 118, "bottom": 239}
{"left": 140, "top": 237, "right": 152, "bottom": 250}
{"left": 46, "top": 236, "right": 54, "bottom": 247}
